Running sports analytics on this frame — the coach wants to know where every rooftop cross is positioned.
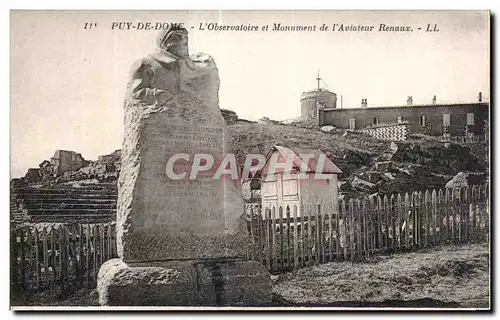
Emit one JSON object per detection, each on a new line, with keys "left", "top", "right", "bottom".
{"left": 316, "top": 70, "right": 321, "bottom": 90}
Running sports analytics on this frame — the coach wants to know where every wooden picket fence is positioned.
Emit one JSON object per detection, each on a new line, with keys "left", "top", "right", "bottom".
{"left": 10, "top": 184, "right": 490, "bottom": 292}
{"left": 10, "top": 223, "right": 117, "bottom": 293}
{"left": 246, "top": 184, "right": 489, "bottom": 273}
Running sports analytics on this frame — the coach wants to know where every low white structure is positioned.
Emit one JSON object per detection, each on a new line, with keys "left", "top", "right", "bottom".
{"left": 260, "top": 146, "right": 342, "bottom": 219}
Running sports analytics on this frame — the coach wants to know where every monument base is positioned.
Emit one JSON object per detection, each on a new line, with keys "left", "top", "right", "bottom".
{"left": 97, "top": 258, "right": 272, "bottom": 307}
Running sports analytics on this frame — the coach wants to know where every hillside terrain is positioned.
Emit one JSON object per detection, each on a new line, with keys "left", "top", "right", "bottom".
{"left": 228, "top": 121, "right": 488, "bottom": 197}
{"left": 13, "top": 118, "right": 488, "bottom": 200}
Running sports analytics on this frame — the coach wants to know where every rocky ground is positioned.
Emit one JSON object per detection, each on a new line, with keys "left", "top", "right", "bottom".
{"left": 272, "top": 243, "right": 490, "bottom": 309}
{"left": 229, "top": 122, "right": 488, "bottom": 198}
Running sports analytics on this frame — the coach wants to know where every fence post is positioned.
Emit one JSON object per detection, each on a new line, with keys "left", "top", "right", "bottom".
{"left": 419, "top": 191, "right": 424, "bottom": 248}
{"left": 390, "top": 194, "right": 396, "bottom": 251}
{"left": 431, "top": 190, "right": 437, "bottom": 245}
{"left": 264, "top": 208, "right": 271, "bottom": 271}
{"left": 249, "top": 207, "right": 255, "bottom": 261}
{"left": 369, "top": 197, "right": 375, "bottom": 255}
{"left": 61, "top": 227, "right": 70, "bottom": 294}
{"left": 79, "top": 225, "right": 85, "bottom": 285}
{"left": 341, "top": 200, "right": 347, "bottom": 261}
{"left": 356, "top": 199, "right": 362, "bottom": 259}
{"left": 286, "top": 206, "right": 292, "bottom": 268}
{"left": 10, "top": 229, "right": 19, "bottom": 294}
{"left": 383, "top": 195, "right": 389, "bottom": 250}
{"left": 458, "top": 187, "right": 463, "bottom": 243}
{"left": 100, "top": 223, "right": 105, "bottom": 265}
{"left": 293, "top": 205, "right": 298, "bottom": 269}
{"left": 313, "top": 204, "right": 319, "bottom": 265}
{"left": 85, "top": 225, "right": 91, "bottom": 288}
{"left": 411, "top": 192, "right": 417, "bottom": 248}
{"left": 58, "top": 228, "right": 64, "bottom": 289}
{"left": 396, "top": 194, "right": 402, "bottom": 250}
{"left": 92, "top": 225, "right": 98, "bottom": 285}
{"left": 33, "top": 229, "right": 40, "bottom": 291}
{"left": 484, "top": 184, "right": 489, "bottom": 243}
{"left": 19, "top": 229, "right": 25, "bottom": 288}
{"left": 377, "top": 196, "right": 383, "bottom": 251}
{"left": 335, "top": 201, "right": 340, "bottom": 261}
{"left": 328, "top": 202, "right": 334, "bottom": 262}
{"left": 464, "top": 186, "right": 470, "bottom": 243}
{"left": 438, "top": 188, "right": 450, "bottom": 243}
{"left": 271, "top": 207, "right": 278, "bottom": 271}
{"left": 278, "top": 206, "right": 284, "bottom": 270}
{"left": 322, "top": 207, "right": 328, "bottom": 264}
{"left": 424, "top": 190, "right": 430, "bottom": 247}
{"left": 306, "top": 204, "right": 313, "bottom": 266}
{"left": 416, "top": 192, "right": 422, "bottom": 248}
{"left": 300, "top": 203, "right": 305, "bottom": 267}
{"left": 57, "top": 227, "right": 64, "bottom": 292}
{"left": 42, "top": 228, "right": 49, "bottom": 289}
{"left": 257, "top": 206, "right": 263, "bottom": 265}
{"left": 26, "top": 229, "right": 33, "bottom": 290}
{"left": 71, "top": 226, "right": 79, "bottom": 285}
{"left": 51, "top": 228, "right": 57, "bottom": 285}
{"left": 363, "top": 198, "right": 369, "bottom": 257}
{"left": 349, "top": 199, "right": 355, "bottom": 262}
{"left": 451, "top": 188, "right": 457, "bottom": 242}
{"left": 404, "top": 193, "right": 410, "bottom": 249}
{"left": 471, "top": 185, "right": 477, "bottom": 241}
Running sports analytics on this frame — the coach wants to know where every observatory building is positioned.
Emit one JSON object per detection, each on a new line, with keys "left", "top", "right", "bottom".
{"left": 299, "top": 73, "right": 489, "bottom": 137}
{"left": 300, "top": 72, "right": 337, "bottom": 120}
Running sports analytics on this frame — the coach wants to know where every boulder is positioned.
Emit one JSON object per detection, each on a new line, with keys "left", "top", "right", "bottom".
{"left": 377, "top": 153, "right": 394, "bottom": 161}
{"left": 389, "top": 142, "right": 398, "bottom": 153}
{"left": 338, "top": 180, "right": 352, "bottom": 192}
{"left": 320, "top": 125, "right": 336, "bottom": 133}
{"left": 445, "top": 172, "right": 486, "bottom": 189}
{"left": 23, "top": 168, "right": 41, "bottom": 183}
{"left": 384, "top": 172, "right": 396, "bottom": 181}
{"left": 351, "top": 176, "right": 376, "bottom": 192}
{"left": 367, "top": 171, "right": 382, "bottom": 184}
{"left": 375, "top": 161, "right": 393, "bottom": 172}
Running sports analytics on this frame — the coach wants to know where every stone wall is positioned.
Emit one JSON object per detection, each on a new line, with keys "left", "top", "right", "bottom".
{"left": 50, "top": 150, "right": 88, "bottom": 176}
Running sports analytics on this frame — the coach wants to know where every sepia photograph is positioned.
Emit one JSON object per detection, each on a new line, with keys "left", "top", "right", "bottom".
{"left": 9, "top": 10, "right": 490, "bottom": 310}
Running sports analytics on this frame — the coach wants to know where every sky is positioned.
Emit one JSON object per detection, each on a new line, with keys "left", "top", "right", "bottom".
{"left": 10, "top": 10, "right": 490, "bottom": 178}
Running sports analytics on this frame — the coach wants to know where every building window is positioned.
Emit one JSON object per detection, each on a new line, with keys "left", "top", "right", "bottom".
{"left": 349, "top": 118, "right": 356, "bottom": 130}
{"left": 282, "top": 179, "right": 298, "bottom": 196}
{"left": 263, "top": 181, "right": 277, "bottom": 196}
{"left": 420, "top": 115, "right": 426, "bottom": 127}
{"left": 467, "top": 113, "right": 474, "bottom": 126}
{"left": 309, "top": 108, "right": 316, "bottom": 119}
{"left": 372, "top": 117, "right": 379, "bottom": 125}
{"left": 397, "top": 116, "right": 402, "bottom": 123}
{"left": 443, "top": 114, "right": 451, "bottom": 127}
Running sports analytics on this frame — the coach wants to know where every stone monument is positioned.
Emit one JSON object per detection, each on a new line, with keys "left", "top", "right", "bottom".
{"left": 97, "top": 25, "right": 271, "bottom": 306}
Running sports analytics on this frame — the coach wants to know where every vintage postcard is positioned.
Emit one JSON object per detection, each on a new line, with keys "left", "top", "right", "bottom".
{"left": 10, "top": 10, "right": 490, "bottom": 310}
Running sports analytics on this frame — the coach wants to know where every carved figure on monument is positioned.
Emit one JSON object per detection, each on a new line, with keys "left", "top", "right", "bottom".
{"left": 125, "top": 25, "right": 221, "bottom": 123}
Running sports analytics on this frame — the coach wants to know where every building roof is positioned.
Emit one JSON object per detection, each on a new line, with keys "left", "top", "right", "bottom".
{"left": 323, "top": 102, "right": 489, "bottom": 112}
{"left": 261, "top": 145, "right": 343, "bottom": 175}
